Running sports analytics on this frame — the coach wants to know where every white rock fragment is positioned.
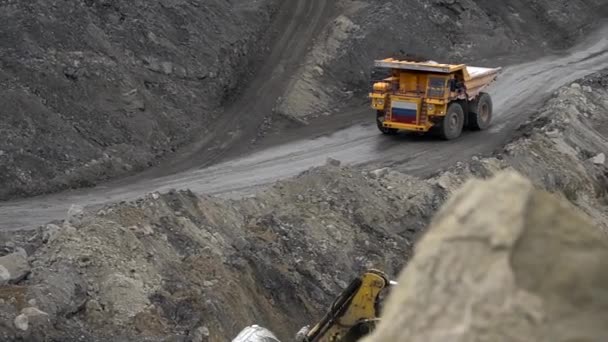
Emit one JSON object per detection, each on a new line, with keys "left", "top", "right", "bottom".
{"left": 591, "top": 153, "right": 606, "bottom": 165}
{"left": 42, "top": 224, "right": 62, "bottom": 244}
{"left": 0, "top": 248, "right": 30, "bottom": 285}
{"left": 66, "top": 204, "right": 84, "bottom": 226}
{"left": 191, "top": 326, "right": 210, "bottom": 342}
{"left": 369, "top": 168, "right": 389, "bottom": 179}
{"left": 13, "top": 307, "right": 48, "bottom": 332}
{"left": 545, "top": 129, "right": 560, "bottom": 138}
{"left": 14, "top": 314, "right": 28, "bottom": 331}
{"left": 21, "top": 307, "right": 49, "bottom": 317}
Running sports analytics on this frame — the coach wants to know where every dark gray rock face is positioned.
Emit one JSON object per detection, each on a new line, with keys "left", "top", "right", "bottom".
{"left": 0, "top": 0, "right": 278, "bottom": 200}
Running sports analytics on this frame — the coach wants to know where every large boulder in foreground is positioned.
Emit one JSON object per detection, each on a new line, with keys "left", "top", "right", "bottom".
{"left": 364, "top": 170, "right": 608, "bottom": 342}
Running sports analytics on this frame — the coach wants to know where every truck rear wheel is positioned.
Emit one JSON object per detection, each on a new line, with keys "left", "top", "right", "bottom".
{"left": 440, "top": 102, "right": 464, "bottom": 140}
{"left": 468, "top": 92, "right": 492, "bottom": 130}
{"left": 376, "top": 111, "right": 398, "bottom": 135}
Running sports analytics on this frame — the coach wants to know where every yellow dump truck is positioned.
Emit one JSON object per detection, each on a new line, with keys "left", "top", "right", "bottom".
{"left": 369, "top": 58, "right": 501, "bottom": 139}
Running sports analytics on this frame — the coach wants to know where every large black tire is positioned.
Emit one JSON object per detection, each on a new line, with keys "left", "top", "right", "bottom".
{"left": 468, "top": 92, "right": 493, "bottom": 130}
{"left": 439, "top": 102, "right": 465, "bottom": 140}
{"left": 376, "top": 111, "right": 398, "bottom": 135}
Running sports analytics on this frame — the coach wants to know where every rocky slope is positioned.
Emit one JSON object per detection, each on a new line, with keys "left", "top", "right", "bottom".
{"left": 2, "top": 0, "right": 608, "bottom": 201}
{"left": 0, "top": 165, "right": 443, "bottom": 341}
{"left": 277, "top": 0, "right": 608, "bottom": 121}
{"left": 431, "top": 70, "right": 608, "bottom": 231}
{"left": 364, "top": 170, "right": 608, "bottom": 342}
{"left": 0, "top": 71, "right": 607, "bottom": 341}
{"left": 0, "top": 0, "right": 278, "bottom": 200}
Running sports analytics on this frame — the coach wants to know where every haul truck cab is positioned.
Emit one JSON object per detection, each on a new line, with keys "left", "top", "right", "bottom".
{"left": 369, "top": 58, "right": 501, "bottom": 140}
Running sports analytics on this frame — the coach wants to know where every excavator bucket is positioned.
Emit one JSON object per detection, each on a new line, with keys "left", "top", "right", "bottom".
{"left": 304, "top": 269, "right": 391, "bottom": 342}
{"left": 231, "top": 269, "right": 396, "bottom": 342}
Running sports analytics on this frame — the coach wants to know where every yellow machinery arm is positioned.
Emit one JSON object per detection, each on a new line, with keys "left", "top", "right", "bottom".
{"left": 303, "top": 269, "right": 391, "bottom": 342}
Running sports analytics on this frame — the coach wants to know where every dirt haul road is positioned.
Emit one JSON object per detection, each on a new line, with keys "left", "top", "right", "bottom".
{"left": 1, "top": 25, "right": 608, "bottom": 232}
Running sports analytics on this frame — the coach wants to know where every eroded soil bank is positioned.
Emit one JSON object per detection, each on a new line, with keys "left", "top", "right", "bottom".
{"left": 1, "top": 71, "right": 607, "bottom": 341}
{"left": 2, "top": 0, "right": 607, "bottom": 201}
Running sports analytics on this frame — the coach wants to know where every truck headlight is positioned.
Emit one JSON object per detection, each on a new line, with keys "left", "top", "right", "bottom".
{"left": 426, "top": 104, "right": 435, "bottom": 112}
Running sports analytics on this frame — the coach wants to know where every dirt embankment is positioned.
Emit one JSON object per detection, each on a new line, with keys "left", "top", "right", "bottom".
{"left": 0, "top": 0, "right": 278, "bottom": 201}
{"left": 3, "top": 0, "right": 608, "bottom": 202}
{"left": 0, "top": 167, "right": 442, "bottom": 341}
{"left": 0, "top": 71, "right": 607, "bottom": 341}
{"left": 431, "top": 70, "right": 608, "bottom": 230}
{"left": 276, "top": 0, "right": 608, "bottom": 121}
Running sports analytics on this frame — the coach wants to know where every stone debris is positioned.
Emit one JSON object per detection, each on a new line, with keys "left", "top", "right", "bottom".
{"left": 0, "top": 0, "right": 279, "bottom": 202}
{"left": 0, "top": 248, "right": 30, "bottom": 285}
{"left": 13, "top": 314, "right": 28, "bottom": 332}
{"left": 99, "top": 273, "right": 150, "bottom": 323}
{"left": 65, "top": 204, "right": 84, "bottom": 227}
{"left": 364, "top": 171, "right": 608, "bottom": 342}
{"left": 592, "top": 153, "right": 606, "bottom": 165}
{"left": 1, "top": 0, "right": 603, "bottom": 204}
{"left": 326, "top": 157, "right": 341, "bottom": 167}
{"left": 369, "top": 168, "right": 389, "bottom": 179}
{"left": 0, "top": 71, "right": 607, "bottom": 341}
{"left": 41, "top": 224, "right": 62, "bottom": 244}
{"left": 190, "top": 326, "right": 210, "bottom": 342}
{"left": 13, "top": 307, "right": 49, "bottom": 333}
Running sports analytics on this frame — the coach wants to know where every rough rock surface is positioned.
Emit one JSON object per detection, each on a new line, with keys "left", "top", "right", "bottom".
{"left": 2, "top": 0, "right": 608, "bottom": 201}
{"left": 363, "top": 171, "right": 608, "bottom": 342}
{"left": 0, "top": 0, "right": 278, "bottom": 200}
{"left": 423, "top": 70, "right": 608, "bottom": 231}
{"left": 0, "top": 166, "right": 442, "bottom": 341}
{"left": 0, "top": 247, "right": 30, "bottom": 285}
{"left": 277, "top": 0, "right": 608, "bottom": 120}
{"left": 0, "top": 71, "right": 607, "bottom": 340}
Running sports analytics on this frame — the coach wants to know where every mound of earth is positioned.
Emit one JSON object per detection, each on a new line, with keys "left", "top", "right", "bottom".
{"left": 1, "top": 70, "right": 607, "bottom": 341}
{"left": 276, "top": 0, "right": 608, "bottom": 121}
{"left": 0, "top": 163, "right": 442, "bottom": 341}
{"left": 2, "top": 0, "right": 608, "bottom": 202}
{"left": 0, "top": 0, "right": 279, "bottom": 201}
{"left": 430, "top": 70, "right": 608, "bottom": 231}
{"left": 364, "top": 170, "right": 608, "bottom": 342}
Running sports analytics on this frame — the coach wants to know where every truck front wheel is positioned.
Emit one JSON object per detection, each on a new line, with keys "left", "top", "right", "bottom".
{"left": 376, "top": 111, "right": 398, "bottom": 135}
{"left": 468, "top": 92, "right": 492, "bottom": 130}
{"left": 439, "top": 102, "right": 464, "bottom": 140}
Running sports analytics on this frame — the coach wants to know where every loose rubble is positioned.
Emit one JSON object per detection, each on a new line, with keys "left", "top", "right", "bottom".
{"left": 276, "top": 0, "right": 608, "bottom": 121}
{"left": 0, "top": 248, "right": 30, "bottom": 285}
{"left": 0, "top": 0, "right": 279, "bottom": 201}
{"left": 592, "top": 153, "right": 606, "bottom": 165}
{"left": 0, "top": 71, "right": 607, "bottom": 341}
{"left": 2, "top": 0, "right": 607, "bottom": 200}
{"left": 364, "top": 170, "right": 608, "bottom": 342}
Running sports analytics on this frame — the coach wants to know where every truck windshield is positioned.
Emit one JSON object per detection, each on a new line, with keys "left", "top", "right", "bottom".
{"left": 427, "top": 77, "right": 446, "bottom": 98}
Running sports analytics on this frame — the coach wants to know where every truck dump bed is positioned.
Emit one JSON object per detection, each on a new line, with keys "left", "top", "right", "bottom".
{"left": 374, "top": 58, "right": 501, "bottom": 99}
